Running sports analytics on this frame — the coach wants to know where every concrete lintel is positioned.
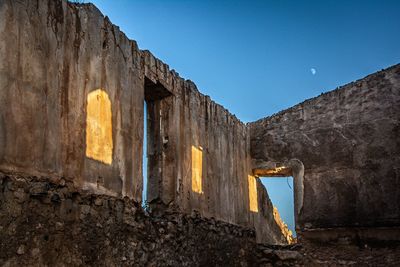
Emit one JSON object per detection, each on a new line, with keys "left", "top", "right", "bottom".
{"left": 253, "top": 166, "right": 292, "bottom": 177}
{"left": 144, "top": 77, "right": 173, "bottom": 101}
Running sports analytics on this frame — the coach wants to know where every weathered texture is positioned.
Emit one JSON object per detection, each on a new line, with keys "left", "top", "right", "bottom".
{"left": 0, "top": 0, "right": 286, "bottom": 244}
{"left": 0, "top": 174, "right": 258, "bottom": 266}
{"left": 254, "top": 177, "right": 290, "bottom": 244}
{"left": 255, "top": 242, "right": 400, "bottom": 267}
{"left": 143, "top": 54, "right": 251, "bottom": 224}
{"left": 2, "top": 0, "right": 400, "bottom": 259}
{"left": 0, "top": 0, "right": 144, "bottom": 200}
{"left": 3, "top": 174, "right": 400, "bottom": 267}
{"left": 250, "top": 65, "right": 400, "bottom": 236}
{"left": 142, "top": 50, "right": 287, "bottom": 243}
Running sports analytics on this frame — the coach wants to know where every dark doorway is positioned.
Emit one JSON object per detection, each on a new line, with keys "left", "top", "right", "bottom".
{"left": 142, "top": 78, "right": 172, "bottom": 208}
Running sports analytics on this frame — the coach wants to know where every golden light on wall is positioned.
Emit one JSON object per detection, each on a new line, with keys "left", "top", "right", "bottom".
{"left": 253, "top": 166, "right": 292, "bottom": 177}
{"left": 273, "top": 206, "right": 295, "bottom": 244}
{"left": 191, "top": 146, "right": 203, "bottom": 194}
{"left": 86, "top": 89, "right": 113, "bottom": 165}
{"left": 248, "top": 175, "right": 258, "bottom": 212}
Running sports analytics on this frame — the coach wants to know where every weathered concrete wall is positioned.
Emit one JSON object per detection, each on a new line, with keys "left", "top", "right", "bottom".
{"left": 250, "top": 65, "right": 400, "bottom": 234}
{"left": 0, "top": 0, "right": 286, "bottom": 244}
{"left": 0, "top": 0, "right": 144, "bottom": 200}
{"left": 143, "top": 54, "right": 250, "bottom": 223}
{"left": 142, "top": 50, "right": 286, "bottom": 243}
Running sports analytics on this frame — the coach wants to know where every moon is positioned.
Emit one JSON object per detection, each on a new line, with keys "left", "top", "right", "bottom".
{"left": 310, "top": 68, "right": 317, "bottom": 75}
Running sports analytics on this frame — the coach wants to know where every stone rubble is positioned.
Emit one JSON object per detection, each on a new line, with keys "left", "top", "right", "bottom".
{"left": 1, "top": 173, "right": 399, "bottom": 266}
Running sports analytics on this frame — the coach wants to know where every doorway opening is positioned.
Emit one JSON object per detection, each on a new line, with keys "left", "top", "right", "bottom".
{"left": 253, "top": 158, "right": 304, "bottom": 242}
{"left": 142, "top": 78, "right": 172, "bottom": 209}
{"left": 253, "top": 159, "right": 304, "bottom": 244}
{"left": 261, "top": 176, "right": 296, "bottom": 241}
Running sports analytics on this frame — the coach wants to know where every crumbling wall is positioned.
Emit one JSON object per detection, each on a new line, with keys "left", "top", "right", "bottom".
{"left": 0, "top": 0, "right": 144, "bottom": 200}
{"left": 142, "top": 50, "right": 287, "bottom": 243}
{"left": 249, "top": 65, "right": 400, "bottom": 236}
{"left": 2, "top": 174, "right": 400, "bottom": 266}
{"left": 143, "top": 53, "right": 250, "bottom": 223}
{"left": 0, "top": 174, "right": 258, "bottom": 266}
{"left": 0, "top": 0, "right": 286, "bottom": 244}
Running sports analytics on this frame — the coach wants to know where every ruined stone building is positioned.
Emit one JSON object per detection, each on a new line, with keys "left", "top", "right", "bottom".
{"left": 0, "top": 0, "right": 399, "bottom": 266}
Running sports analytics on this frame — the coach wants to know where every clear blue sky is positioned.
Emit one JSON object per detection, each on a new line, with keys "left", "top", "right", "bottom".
{"left": 89, "top": 0, "right": 400, "bottom": 235}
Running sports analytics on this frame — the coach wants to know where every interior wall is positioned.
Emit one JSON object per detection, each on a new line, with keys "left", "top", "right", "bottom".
{"left": 249, "top": 65, "right": 400, "bottom": 232}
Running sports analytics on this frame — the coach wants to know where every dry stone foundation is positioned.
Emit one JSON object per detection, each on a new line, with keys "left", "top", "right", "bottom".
{"left": 0, "top": 174, "right": 258, "bottom": 266}
{"left": 2, "top": 173, "right": 399, "bottom": 266}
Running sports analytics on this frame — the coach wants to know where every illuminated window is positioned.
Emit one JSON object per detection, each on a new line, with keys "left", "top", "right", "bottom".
{"left": 248, "top": 175, "right": 258, "bottom": 212}
{"left": 86, "top": 89, "right": 113, "bottom": 165}
{"left": 191, "top": 146, "right": 203, "bottom": 194}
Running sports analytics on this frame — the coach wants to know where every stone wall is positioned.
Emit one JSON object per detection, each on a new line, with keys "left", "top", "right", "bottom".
{"left": 138, "top": 49, "right": 288, "bottom": 243}
{"left": 0, "top": 174, "right": 258, "bottom": 266}
{"left": 143, "top": 50, "right": 259, "bottom": 228}
{"left": 2, "top": 173, "right": 400, "bottom": 266}
{"left": 249, "top": 65, "right": 400, "bottom": 235}
{"left": 0, "top": 0, "right": 144, "bottom": 200}
{"left": 7, "top": 0, "right": 399, "bottom": 248}
{"left": 0, "top": 0, "right": 286, "bottom": 244}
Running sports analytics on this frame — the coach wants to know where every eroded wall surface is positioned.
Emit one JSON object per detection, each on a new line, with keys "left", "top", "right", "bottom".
{"left": 250, "top": 65, "right": 400, "bottom": 232}
{"left": 142, "top": 50, "right": 286, "bottom": 243}
{"left": 143, "top": 54, "right": 251, "bottom": 224}
{"left": 0, "top": 0, "right": 144, "bottom": 200}
{"left": 0, "top": 174, "right": 258, "bottom": 266}
{"left": 0, "top": 0, "right": 286, "bottom": 243}
{"left": 2, "top": 174, "right": 400, "bottom": 266}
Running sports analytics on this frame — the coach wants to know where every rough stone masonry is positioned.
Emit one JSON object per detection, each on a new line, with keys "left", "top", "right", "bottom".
{"left": 0, "top": 0, "right": 399, "bottom": 266}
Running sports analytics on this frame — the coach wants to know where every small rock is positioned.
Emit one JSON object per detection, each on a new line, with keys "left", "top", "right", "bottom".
{"left": 51, "top": 193, "right": 61, "bottom": 203}
{"left": 262, "top": 248, "right": 274, "bottom": 255}
{"left": 41, "top": 196, "right": 51, "bottom": 204}
{"left": 80, "top": 205, "right": 91, "bottom": 215}
{"left": 167, "top": 222, "right": 175, "bottom": 231}
{"left": 239, "top": 248, "right": 245, "bottom": 256}
{"left": 29, "top": 182, "right": 49, "bottom": 197}
{"left": 90, "top": 208, "right": 98, "bottom": 216}
{"left": 13, "top": 188, "right": 26, "bottom": 203}
{"left": 338, "top": 260, "right": 357, "bottom": 265}
{"left": 94, "top": 198, "right": 103, "bottom": 206}
{"left": 55, "top": 222, "right": 64, "bottom": 231}
{"left": 274, "top": 250, "right": 302, "bottom": 261}
{"left": 31, "top": 248, "right": 40, "bottom": 257}
{"left": 148, "top": 243, "right": 156, "bottom": 251}
{"left": 17, "top": 245, "right": 25, "bottom": 255}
